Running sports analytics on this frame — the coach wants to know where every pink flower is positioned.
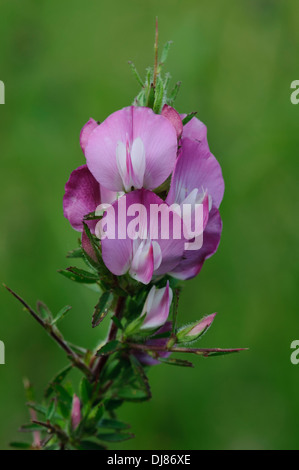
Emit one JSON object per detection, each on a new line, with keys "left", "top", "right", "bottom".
{"left": 63, "top": 164, "right": 117, "bottom": 233}
{"left": 83, "top": 106, "right": 178, "bottom": 192}
{"left": 166, "top": 116, "right": 224, "bottom": 279}
{"left": 99, "top": 189, "right": 186, "bottom": 284}
{"left": 71, "top": 394, "right": 81, "bottom": 430}
{"left": 140, "top": 281, "right": 173, "bottom": 330}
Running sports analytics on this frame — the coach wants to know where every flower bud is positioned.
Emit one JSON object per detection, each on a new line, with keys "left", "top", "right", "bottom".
{"left": 177, "top": 313, "right": 216, "bottom": 343}
{"left": 140, "top": 281, "right": 173, "bottom": 330}
{"left": 71, "top": 394, "right": 81, "bottom": 430}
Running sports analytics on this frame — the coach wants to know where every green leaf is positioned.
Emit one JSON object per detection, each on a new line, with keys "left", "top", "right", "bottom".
{"left": 26, "top": 402, "right": 47, "bottom": 416}
{"left": 36, "top": 301, "right": 52, "bottom": 321}
{"left": 99, "top": 418, "right": 130, "bottom": 430}
{"left": 92, "top": 292, "right": 114, "bottom": 328}
{"left": 89, "top": 404, "right": 104, "bottom": 424}
{"left": 46, "top": 400, "right": 56, "bottom": 421}
{"left": 10, "top": 442, "right": 32, "bottom": 449}
{"left": 77, "top": 440, "right": 106, "bottom": 450}
{"left": 153, "top": 75, "right": 164, "bottom": 114}
{"left": 55, "top": 384, "right": 73, "bottom": 405}
{"left": 66, "top": 247, "right": 84, "bottom": 259}
{"left": 45, "top": 364, "right": 73, "bottom": 398}
{"left": 128, "top": 61, "right": 144, "bottom": 87}
{"left": 117, "top": 387, "right": 150, "bottom": 402}
{"left": 145, "top": 84, "right": 155, "bottom": 109}
{"left": 59, "top": 267, "right": 99, "bottom": 284}
{"left": 182, "top": 112, "right": 197, "bottom": 126}
{"left": 97, "top": 432, "right": 134, "bottom": 442}
{"left": 111, "top": 314, "right": 124, "bottom": 330}
{"left": 19, "top": 423, "right": 45, "bottom": 433}
{"left": 168, "top": 81, "right": 181, "bottom": 105}
{"left": 80, "top": 377, "right": 93, "bottom": 403}
{"left": 52, "top": 305, "right": 72, "bottom": 325}
{"left": 96, "top": 340, "right": 121, "bottom": 356}
{"left": 159, "top": 40, "right": 173, "bottom": 65}
{"left": 158, "top": 357, "right": 194, "bottom": 367}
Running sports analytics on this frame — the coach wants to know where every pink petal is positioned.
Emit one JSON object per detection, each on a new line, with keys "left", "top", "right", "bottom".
{"left": 166, "top": 137, "right": 224, "bottom": 209}
{"left": 85, "top": 106, "right": 178, "bottom": 191}
{"left": 100, "top": 190, "right": 186, "bottom": 283}
{"left": 129, "top": 239, "right": 154, "bottom": 285}
{"left": 80, "top": 118, "right": 99, "bottom": 154}
{"left": 63, "top": 165, "right": 101, "bottom": 232}
{"left": 180, "top": 114, "right": 209, "bottom": 149}
{"left": 170, "top": 207, "right": 223, "bottom": 280}
{"left": 71, "top": 394, "right": 81, "bottom": 430}
{"left": 188, "top": 313, "right": 217, "bottom": 336}
{"left": 141, "top": 281, "right": 173, "bottom": 330}
{"left": 162, "top": 105, "right": 183, "bottom": 139}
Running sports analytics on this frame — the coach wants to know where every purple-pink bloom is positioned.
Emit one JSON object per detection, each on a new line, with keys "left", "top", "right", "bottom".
{"left": 99, "top": 189, "right": 186, "bottom": 285}
{"left": 83, "top": 106, "right": 178, "bottom": 192}
{"left": 63, "top": 164, "right": 116, "bottom": 233}
{"left": 71, "top": 394, "right": 81, "bottom": 430}
{"left": 165, "top": 116, "right": 224, "bottom": 280}
{"left": 140, "top": 281, "right": 173, "bottom": 330}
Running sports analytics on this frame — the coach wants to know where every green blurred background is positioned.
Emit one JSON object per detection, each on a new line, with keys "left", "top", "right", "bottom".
{"left": 0, "top": 0, "right": 298, "bottom": 450}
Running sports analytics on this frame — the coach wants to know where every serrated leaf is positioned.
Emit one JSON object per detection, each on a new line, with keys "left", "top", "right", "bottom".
{"left": 52, "top": 305, "right": 72, "bottom": 325}
{"left": 92, "top": 292, "right": 114, "bottom": 328}
{"left": 182, "top": 112, "right": 197, "bottom": 126}
{"left": 96, "top": 340, "right": 121, "bottom": 356}
{"left": 45, "top": 364, "right": 73, "bottom": 398}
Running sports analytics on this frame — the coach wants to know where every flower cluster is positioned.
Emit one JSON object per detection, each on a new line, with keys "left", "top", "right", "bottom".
{"left": 6, "top": 34, "right": 245, "bottom": 451}
{"left": 63, "top": 103, "right": 224, "bottom": 328}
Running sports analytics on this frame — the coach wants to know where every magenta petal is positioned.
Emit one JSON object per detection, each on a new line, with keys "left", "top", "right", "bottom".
{"left": 63, "top": 165, "right": 101, "bottom": 232}
{"left": 85, "top": 106, "right": 178, "bottom": 191}
{"left": 180, "top": 114, "right": 209, "bottom": 149}
{"left": 170, "top": 207, "right": 223, "bottom": 280}
{"left": 166, "top": 137, "right": 224, "bottom": 209}
{"left": 80, "top": 118, "right": 99, "bottom": 154}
